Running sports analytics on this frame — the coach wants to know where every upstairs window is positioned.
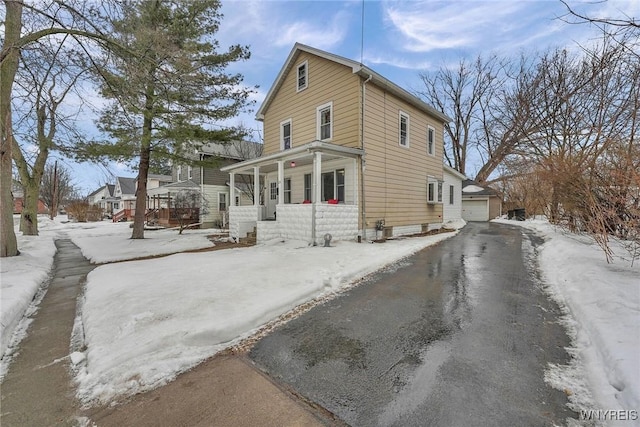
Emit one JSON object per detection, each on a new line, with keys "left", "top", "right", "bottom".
{"left": 317, "top": 102, "right": 333, "bottom": 141}
{"left": 281, "top": 119, "right": 292, "bottom": 150}
{"left": 187, "top": 165, "right": 193, "bottom": 180}
{"left": 176, "top": 165, "right": 182, "bottom": 181}
{"left": 427, "top": 125, "right": 435, "bottom": 155}
{"left": 399, "top": 111, "right": 409, "bottom": 147}
{"left": 297, "top": 61, "right": 308, "bottom": 92}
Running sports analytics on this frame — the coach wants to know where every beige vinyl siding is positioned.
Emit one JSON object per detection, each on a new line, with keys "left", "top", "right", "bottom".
{"left": 362, "top": 83, "right": 444, "bottom": 228}
{"left": 262, "top": 52, "right": 361, "bottom": 155}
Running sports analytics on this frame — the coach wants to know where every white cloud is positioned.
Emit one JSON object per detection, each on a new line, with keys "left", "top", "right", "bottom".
{"left": 383, "top": 1, "right": 546, "bottom": 52}
{"left": 273, "top": 10, "right": 349, "bottom": 50}
{"left": 365, "top": 53, "right": 434, "bottom": 71}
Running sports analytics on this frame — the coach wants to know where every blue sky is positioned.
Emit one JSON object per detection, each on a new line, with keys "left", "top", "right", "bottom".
{"left": 67, "top": 0, "right": 638, "bottom": 194}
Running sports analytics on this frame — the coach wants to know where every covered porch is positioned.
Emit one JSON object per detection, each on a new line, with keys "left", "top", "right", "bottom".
{"left": 146, "top": 180, "right": 202, "bottom": 228}
{"left": 221, "top": 140, "right": 363, "bottom": 245}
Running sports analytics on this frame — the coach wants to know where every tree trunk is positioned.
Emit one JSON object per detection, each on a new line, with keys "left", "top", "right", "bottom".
{"left": 131, "top": 89, "right": 154, "bottom": 239}
{"left": 0, "top": 0, "right": 23, "bottom": 257}
{"left": 19, "top": 179, "right": 39, "bottom": 235}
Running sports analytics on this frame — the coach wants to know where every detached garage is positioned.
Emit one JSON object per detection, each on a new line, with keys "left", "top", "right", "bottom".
{"left": 462, "top": 180, "right": 502, "bottom": 222}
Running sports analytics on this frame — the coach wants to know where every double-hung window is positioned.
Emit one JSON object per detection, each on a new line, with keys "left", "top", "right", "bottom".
{"left": 304, "top": 173, "right": 312, "bottom": 201}
{"left": 284, "top": 178, "right": 291, "bottom": 204}
{"left": 427, "top": 177, "right": 443, "bottom": 204}
{"left": 219, "top": 193, "right": 227, "bottom": 211}
{"left": 399, "top": 111, "right": 409, "bottom": 147}
{"left": 297, "top": 61, "right": 308, "bottom": 92}
{"left": 449, "top": 185, "right": 455, "bottom": 205}
{"left": 321, "top": 169, "right": 345, "bottom": 202}
{"left": 317, "top": 102, "right": 333, "bottom": 141}
{"left": 427, "top": 125, "right": 435, "bottom": 155}
{"left": 281, "top": 119, "right": 292, "bottom": 150}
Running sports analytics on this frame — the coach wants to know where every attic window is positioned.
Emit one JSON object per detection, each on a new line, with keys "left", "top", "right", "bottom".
{"left": 297, "top": 61, "right": 308, "bottom": 92}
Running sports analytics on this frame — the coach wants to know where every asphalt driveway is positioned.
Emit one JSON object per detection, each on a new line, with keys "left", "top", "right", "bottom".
{"left": 250, "top": 222, "right": 577, "bottom": 426}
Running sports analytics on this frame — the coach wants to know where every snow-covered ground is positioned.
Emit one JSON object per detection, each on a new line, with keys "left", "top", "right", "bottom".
{"left": 1, "top": 215, "right": 638, "bottom": 424}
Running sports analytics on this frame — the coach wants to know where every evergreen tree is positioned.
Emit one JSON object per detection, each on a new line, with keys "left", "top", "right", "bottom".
{"left": 81, "top": 0, "right": 253, "bottom": 239}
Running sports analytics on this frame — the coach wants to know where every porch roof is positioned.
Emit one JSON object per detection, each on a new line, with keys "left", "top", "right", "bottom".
{"left": 220, "top": 140, "right": 364, "bottom": 174}
{"left": 147, "top": 179, "right": 199, "bottom": 196}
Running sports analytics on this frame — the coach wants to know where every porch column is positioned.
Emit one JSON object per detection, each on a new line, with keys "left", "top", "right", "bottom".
{"left": 277, "top": 160, "right": 284, "bottom": 206}
{"left": 229, "top": 172, "right": 235, "bottom": 207}
{"left": 312, "top": 152, "right": 322, "bottom": 203}
{"left": 253, "top": 166, "right": 260, "bottom": 207}
{"left": 352, "top": 158, "right": 358, "bottom": 205}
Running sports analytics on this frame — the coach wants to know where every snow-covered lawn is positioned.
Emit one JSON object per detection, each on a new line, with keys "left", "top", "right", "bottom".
{"left": 1, "top": 215, "right": 638, "bottom": 421}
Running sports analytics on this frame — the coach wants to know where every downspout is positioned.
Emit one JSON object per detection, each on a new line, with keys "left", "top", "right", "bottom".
{"left": 361, "top": 73, "right": 373, "bottom": 241}
{"left": 200, "top": 153, "right": 205, "bottom": 225}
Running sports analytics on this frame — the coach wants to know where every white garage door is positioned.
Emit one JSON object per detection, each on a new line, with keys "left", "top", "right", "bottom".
{"left": 462, "top": 200, "right": 489, "bottom": 221}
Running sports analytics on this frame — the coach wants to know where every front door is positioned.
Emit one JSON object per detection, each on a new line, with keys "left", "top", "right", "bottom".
{"left": 266, "top": 180, "right": 277, "bottom": 219}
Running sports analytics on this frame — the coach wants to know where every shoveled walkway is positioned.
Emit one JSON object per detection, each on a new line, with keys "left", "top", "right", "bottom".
{"left": 1, "top": 239, "right": 93, "bottom": 426}
{"left": 1, "top": 239, "right": 329, "bottom": 426}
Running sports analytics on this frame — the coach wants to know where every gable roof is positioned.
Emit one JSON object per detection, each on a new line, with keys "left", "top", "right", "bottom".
{"left": 256, "top": 43, "right": 452, "bottom": 124}
{"left": 117, "top": 177, "right": 137, "bottom": 196}
{"left": 199, "top": 140, "right": 262, "bottom": 161}
{"left": 462, "top": 179, "right": 500, "bottom": 197}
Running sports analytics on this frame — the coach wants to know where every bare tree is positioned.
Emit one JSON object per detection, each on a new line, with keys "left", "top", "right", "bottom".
{"left": 417, "top": 55, "right": 503, "bottom": 175}
{"left": 40, "top": 162, "right": 76, "bottom": 219}
{"left": 1, "top": 0, "right": 117, "bottom": 256}
{"left": 11, "top": 32, "right": 90, "bottom": 234}
{"left": 172, "top": 189, "right": 209, "bottom": 235}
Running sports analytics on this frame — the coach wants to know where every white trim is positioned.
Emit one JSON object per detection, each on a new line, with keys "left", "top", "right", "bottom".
{"left": 296, "top": 60, "right": 308, "bottom": 92}
{"left": 427, "top": 125, "right": 435, "bottom": 156}
{"left": 280, "top": 118, "right": 292, "bottom": 150}
{"left": 399, "top": 110, "right": 410, "bottom": 148}
{"left": 316, "top": 101, "right": 333, "bottom": 142}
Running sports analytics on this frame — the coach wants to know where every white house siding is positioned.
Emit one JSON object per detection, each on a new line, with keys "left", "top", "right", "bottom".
{"left": 443, "top": 169, "right": 463, "bottom": 223}
{"left": 200, "top": 184, "right": 229, "bottom": 227}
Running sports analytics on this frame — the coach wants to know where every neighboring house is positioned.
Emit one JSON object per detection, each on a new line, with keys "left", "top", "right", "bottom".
{"left": 443, "top": 165, "right": 467, "bottom": 224}
{"left": 88, "top": 184, "right": 116, "bottom": 217}
{"left": 462, "top": 179, "right": 502, "bottom": 222}
{"left": 112, "top": 176, "right": 137, "bottom": 221}
{"left": 222, "top": 43, "right": 452, "bottom": 244}
{"left": 11, "top": 180, "right": 48, "bottom": 215}
{"left": 149, "top": 141, "right": 261, "bottom": 228}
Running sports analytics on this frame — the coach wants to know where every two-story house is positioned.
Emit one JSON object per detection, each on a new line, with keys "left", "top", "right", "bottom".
{"left": 222, "top": 43, "right": 452, "bottom": 244}
{"left": 147, "top": 141, "right": 261, "bottom": 228}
